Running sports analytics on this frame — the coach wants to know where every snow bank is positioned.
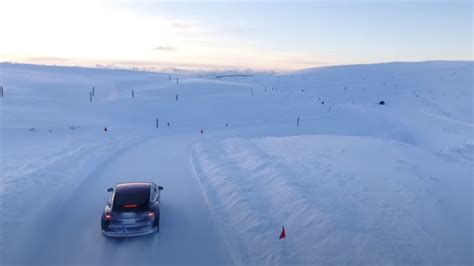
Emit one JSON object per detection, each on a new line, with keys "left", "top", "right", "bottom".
{"left": 191, "top": 135, "right": 472, "bottom": 265}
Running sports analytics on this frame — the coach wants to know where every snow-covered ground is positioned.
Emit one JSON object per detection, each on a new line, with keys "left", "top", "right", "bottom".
{"left": 0, "top": 61, "right": 472, "bottom": 265}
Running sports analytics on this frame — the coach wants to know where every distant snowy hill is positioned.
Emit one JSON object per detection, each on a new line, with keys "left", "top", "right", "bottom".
{"left": 0, "top": 61, "right": 472, "bottom": 265}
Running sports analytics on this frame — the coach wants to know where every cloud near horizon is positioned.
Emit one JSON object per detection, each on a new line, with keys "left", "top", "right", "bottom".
{"left": 172, "top": 23, "right": 193, "bottom": 29}
{"left": 154, "top": 46, "right": 178, "bottom": 52}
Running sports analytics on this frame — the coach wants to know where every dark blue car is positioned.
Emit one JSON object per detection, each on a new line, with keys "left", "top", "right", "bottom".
{"left": 101, "top": 182, "right": 163, "bottom": 237}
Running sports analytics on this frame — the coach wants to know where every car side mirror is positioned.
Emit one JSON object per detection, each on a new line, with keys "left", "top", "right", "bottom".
{"left": 107, "top": 187, "right": 114, "bottom": 192}
{"left": 158, "top": 186, "right": 164, "bottom": 191}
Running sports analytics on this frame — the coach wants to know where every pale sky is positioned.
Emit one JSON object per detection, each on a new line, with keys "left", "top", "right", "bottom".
{"left": 0, "top": 0, "right": 472, "bottom": 71}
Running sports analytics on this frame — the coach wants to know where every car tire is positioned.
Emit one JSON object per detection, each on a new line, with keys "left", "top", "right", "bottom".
{"left": 155, "top": 212, "right": 160, "bottom": 232}
{"left": 100, "top": 213, "right": 106, "bottom": 230}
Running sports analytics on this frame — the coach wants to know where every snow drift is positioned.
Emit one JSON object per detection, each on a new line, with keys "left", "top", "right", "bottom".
{"left": 192, "top": 135, "right": 471, "bottom": 265}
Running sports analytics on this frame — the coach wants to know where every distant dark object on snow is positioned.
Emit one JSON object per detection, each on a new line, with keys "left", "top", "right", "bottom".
{"left": 379, "top": 100, "right": 385, "bottom": 105}
{"left": 28, "top": 128, "right": 36, "bottom": 133}
{"left": 216, "top": 74, "right": 252, "bottom": 79}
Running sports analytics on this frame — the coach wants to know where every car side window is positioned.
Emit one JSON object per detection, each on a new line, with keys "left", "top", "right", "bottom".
{"left": 151, "top": 185, "right": 157, "bottom": 202}
{"left": 108, "top": 192, "right": 113, "bottom": 206}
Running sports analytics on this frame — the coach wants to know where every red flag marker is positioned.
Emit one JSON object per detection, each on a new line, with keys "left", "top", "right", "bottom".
{"left": 279, "top": 226, "right": 286, "bottom": 240}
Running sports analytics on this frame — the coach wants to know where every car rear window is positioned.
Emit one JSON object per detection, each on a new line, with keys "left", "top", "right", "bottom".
{"left": 113, "top": 184, "right": 150, "bottom": 212}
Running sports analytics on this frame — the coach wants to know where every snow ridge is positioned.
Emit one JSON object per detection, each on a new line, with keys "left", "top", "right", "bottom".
{"left": 191, "top": 135, "right": 472, "bottom": 265}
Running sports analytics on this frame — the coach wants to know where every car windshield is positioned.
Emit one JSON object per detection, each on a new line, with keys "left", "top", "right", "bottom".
{"left": 113, "top": 184, "right": 150, "bottom": 212}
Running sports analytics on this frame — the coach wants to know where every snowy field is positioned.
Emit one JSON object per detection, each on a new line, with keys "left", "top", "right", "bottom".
{"left": 0, "top": 61, "right": 472, "bottom": 265}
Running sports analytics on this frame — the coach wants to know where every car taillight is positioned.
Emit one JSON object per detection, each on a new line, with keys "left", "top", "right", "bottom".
{"left": 105, "top": 213, "right": 112, "bottom": 221}
{"left": 148, "top": 211, "right": 155, "bottom": 220}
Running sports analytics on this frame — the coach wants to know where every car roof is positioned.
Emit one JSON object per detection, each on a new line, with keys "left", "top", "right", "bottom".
{"left": 116, "top": 182, "right": 153, "bottom": 188}
{"left": 115, "top": 182, "right": 152, "bottom": 192}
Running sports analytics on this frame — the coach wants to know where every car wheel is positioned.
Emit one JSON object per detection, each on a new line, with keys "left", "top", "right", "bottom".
{"left": 155, "top": 212, "right": 160, "bottom": 232}
{"left": 100, "top": 213, "right": 106, "bottom": 230}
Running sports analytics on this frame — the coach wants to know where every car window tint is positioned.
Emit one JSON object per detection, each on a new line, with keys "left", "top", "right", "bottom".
{"left": 113, "top": 185, "right": 150, "bottom": 211}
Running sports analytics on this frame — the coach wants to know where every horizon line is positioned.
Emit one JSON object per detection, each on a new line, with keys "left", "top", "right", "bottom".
{"left": 2, "top": 58, "right": 473, "bottom": 75}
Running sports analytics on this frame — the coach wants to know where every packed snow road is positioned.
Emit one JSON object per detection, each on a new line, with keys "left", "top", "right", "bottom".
{"left": 4, "top": 133, "right": 232, "bottom": 265}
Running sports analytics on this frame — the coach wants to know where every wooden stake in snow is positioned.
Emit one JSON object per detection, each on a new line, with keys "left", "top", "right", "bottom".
{"left": 89, "top": 92, "right": 92, "bottom": 102}
{"left": 176, "top": 94, "right": 179, "bottom": 101}
{"left": 296, "top": 116, "right": 300, "bottom": 127}
{"left": 0, "top": 86, "right": 3, "bottom": 97}
{"left": 132, "top": 90, "right": 135, "bottom": 98}
{"left": 92, "top": 86, "right": 95, "bottom": 96}
{"left": 176, "top": 77, "right": 179, "bottom": 85}
{"left": 156, "top": 118, "right": 159, "bottom": 128}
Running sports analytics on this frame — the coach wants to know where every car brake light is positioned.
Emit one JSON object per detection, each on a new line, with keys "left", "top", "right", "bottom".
{"left": 148, "top": 212, "right": 155, "bottom": 220}
{"left": 123, "top": 204, "right": 137, "bottom": 208}
{"left": 105, "top": 213, "right": 112, "bottom": 221}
